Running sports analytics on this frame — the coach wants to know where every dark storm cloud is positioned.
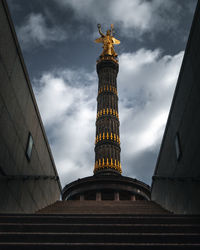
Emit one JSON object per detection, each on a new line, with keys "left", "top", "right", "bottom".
{"left": 7, "top": 0, "right": 197, "bottom": 79}
{"left": 124, "top": 148, "right": 159, "bottom": 185}
{"left": 8, "top": 0, "right": 197, "bottom": 54}
{"left": 16, "top": 13, "right": 67, "bottom": 49}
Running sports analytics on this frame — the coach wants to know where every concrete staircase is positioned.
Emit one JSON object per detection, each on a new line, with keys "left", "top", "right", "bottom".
{"left": 0, "top": 201, "right": 199, "bottom": 249}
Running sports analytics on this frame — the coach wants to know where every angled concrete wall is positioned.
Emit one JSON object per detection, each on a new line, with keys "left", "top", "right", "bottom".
{"left": 0, "top": 0, "right": 61, "bottom": 213}
{"left": 151, "top": 1, "right": 200, "bottom": 214}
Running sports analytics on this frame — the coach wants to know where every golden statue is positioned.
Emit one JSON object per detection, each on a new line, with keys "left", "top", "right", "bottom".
{"left": 95, "top": 24, "right": 120, "bottom": 57}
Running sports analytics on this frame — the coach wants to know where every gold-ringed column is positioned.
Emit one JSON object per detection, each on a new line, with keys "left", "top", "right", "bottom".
{"left": 94, "top": 24, "right": 121, "bottom": 175}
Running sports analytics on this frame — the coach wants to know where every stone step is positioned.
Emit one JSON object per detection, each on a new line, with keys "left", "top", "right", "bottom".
{"left": 37, "top": 210, "right": 169, "bottom": 214}
{"left": 0, "top": 223, "right": 199, "bottom": 233}
{"left": 0, "top": 242, "right": 200, "bottom": 250}
{"left": 0, "top": 215, "right": 200, "bottom": 224}
{"left": 36, "top": 201, "right": 170, "bottom": 214}
{"left": 0, "top": 232, "right": 200, "bottom": 244}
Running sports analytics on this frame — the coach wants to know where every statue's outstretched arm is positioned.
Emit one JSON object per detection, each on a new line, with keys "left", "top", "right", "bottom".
{"left": 97, "top": 24, "right": 105, "bottom": 37}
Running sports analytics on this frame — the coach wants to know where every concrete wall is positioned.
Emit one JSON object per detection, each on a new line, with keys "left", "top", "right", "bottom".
{"left": 151, "top": 1, "right": 200, "bottom": 214}
{"left": 0, "top": 0, "right": 61, "bottom": 213}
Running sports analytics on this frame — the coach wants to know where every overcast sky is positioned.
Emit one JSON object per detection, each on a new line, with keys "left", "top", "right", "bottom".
{"left": 7, "top": 0, "right": 197, "bottom": 187}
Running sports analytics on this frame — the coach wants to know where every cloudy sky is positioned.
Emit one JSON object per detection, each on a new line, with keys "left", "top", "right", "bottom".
{"left": 7, "top": 0, "right": 197, "bottom": 186}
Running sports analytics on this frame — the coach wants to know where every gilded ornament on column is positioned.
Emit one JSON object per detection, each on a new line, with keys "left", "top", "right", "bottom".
{"left": 95, "top": 24, "right": 120, "bottom": 58}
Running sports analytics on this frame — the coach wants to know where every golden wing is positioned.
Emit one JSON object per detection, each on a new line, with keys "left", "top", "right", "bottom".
{"left": 94, "top": 37, "right": 103, "bottom": 43}
{"left": 112, "top": 37, "right": 120, "bottom": 45}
